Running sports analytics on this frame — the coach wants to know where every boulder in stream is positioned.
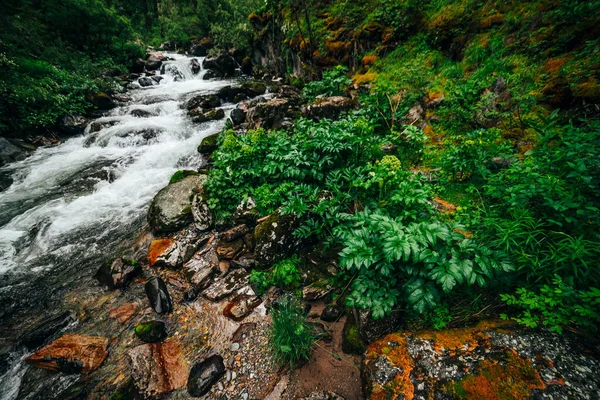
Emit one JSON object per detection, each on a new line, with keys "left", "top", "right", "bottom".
{"left": 190, "top": 58, "right": 201, "bottom": 74}
{"left": 187, "top": 354, "right": 226, "bottom": 397}
{"left": 95, "top": 257, "right": 141, "bottom": 289}
{"left": 203, "top": 269, "right": 248, "bottom": 301}
{"left": 230, "top": 107, "right": 247, "bottom": 125}
{"left": 145, "top": 277, "right": 173, "bottom": 314}
{"left": 147, "top": 174, "right": 206, "bottom": 234}
{"left": 185, "top": 94, "right": 221, "bottom": 110}
{"left": 189, "top": 107, "right": 225, "bottom": 124}
{"left": 24, "top": 334, "right": 108, "bottom": 373}
{"left": 202, "top": 53, "right": 236, "bottom": 77}
{"left": 0, "top": 137, "right": 27, "bottom": 167}
{"left": 197, "top": 132, "right": 220, "bottom": 155}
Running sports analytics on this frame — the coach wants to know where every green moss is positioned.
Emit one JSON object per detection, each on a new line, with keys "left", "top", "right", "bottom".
{"left": 197, "top": 133, "right": 220, "bottom": 154}
{"left": 169, "top": 170, "right": 199, "bottom": 185}
{"left": 342, "top": 319, "right": 366, "bottom": 354}
{"left": 134, "top": 322, "right": 153, "bottom": 336}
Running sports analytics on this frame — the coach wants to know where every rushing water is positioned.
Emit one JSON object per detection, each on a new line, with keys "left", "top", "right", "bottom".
{"left": 0, "top": 53, "right": 236, "bottom": 398}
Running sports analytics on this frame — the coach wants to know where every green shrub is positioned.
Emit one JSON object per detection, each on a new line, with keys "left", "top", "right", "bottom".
{"left": 269, "top": 295, "right": 316, "bottom": 367}
{"left": 501, "top": 276, "right": 600, "bottom": 334}
{"left": 249, "top": 255, "right": 302, "bottom": 294}
{"left": 303, "top": 65, "right": 352, "bottom": 99}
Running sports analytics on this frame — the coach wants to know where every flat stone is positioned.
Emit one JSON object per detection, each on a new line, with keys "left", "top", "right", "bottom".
{"left": 203, "top": 269, "right": 249, "bottom": 301}
{"left": 187, "top": 354, "right": 226, "bottom": 397}
{"left": 148, "top": 239, "right": 182, "bottom": 269}
{"left": 223, "top": 294, "right": 262, "bottom": 321}
{"left": 108, "top": 302, "right": 138, "bottom": 323}
{"left": 25, "top": 334, "right": 108, "bottom": 373}
{"left": 183, "top": 247, "right": 218, "bottom": 287}
{"left": 128, "top": 340, "right": 188, "bottom": 397}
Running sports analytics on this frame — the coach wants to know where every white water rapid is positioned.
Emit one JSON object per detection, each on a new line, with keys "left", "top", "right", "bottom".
{"left": 0, "top": 53, "right": 237, "bottom": 399}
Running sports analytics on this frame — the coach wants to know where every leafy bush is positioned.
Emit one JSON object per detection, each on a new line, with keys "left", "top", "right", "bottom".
{"left": 269, "top": 295, "right": 316, "bottom": 367}
{"left": 303, "top": 65, "right": 352, "bottom": 99}
{"left": 337, "top": 208, "right": 513, "bottom": 317}
{"left": 501, "top": 276, "right": 600, "bottom": 334}
{"left": 249, "top": 255, "right": 302, "bottom": 294}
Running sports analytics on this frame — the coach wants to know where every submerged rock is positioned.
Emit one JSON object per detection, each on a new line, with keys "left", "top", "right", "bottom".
{"left": 145, "top": 277, "right": 173, "bottom": 315}
{"left": 128, "top": 340, "right": 188, "bottom": 398}
{"left": 19, "top": 311, "right": 77, "bottom": 351}
{"left": 108, "top": 302, "right": 139, "bottom": 324}
{"left": 147, "top": 174, "right": 206, "bottom": 234}
{"left": 187, "top": 355, "right": 226, "bottom": 397}
{"left": 24, "top": 334, "right": 108, "bottom": 373}
{"left": 135, "top": 321, "right": 168, "bottom": 343}
{"left": 95, "top": 257, "right": 140, "bottom": 289}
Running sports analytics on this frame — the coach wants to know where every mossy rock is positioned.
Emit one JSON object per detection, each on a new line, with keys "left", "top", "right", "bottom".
{"left": 134, "top": 320, "right": 168, "bottom": 343}
{"left": 342, "top": 316, "right": 366, "bottom": 355}
{"left": 253, "top": 211, "right": 310, "bottom": 268}
{"left": 169, "top": 170, "right": 199, "bottom": 184}
{"left": 197, "top": 133, "right": 220, "bottom": 155}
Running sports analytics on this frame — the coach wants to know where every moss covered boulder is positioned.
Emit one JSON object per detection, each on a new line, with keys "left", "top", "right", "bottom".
{"left": 197, "top": 133, "right": 219, "bottom": 155}
{"left": 362, "top": 320, "right": 600, "bottom": 399}
{"left": 253, "top": 211, "right": 308, "bottom": 268}
{"left": 147, "top": 174, "right": 206, "bottom": 234}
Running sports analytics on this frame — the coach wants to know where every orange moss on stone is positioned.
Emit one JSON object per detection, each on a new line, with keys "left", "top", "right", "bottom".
{"left": 450, "top": 349, "right": 546, "bottom": 399}
{"left": 148, "top": 238, "right": 174, "bottom": 267}
{"left": 353, "top": 72, "right": 378, "bottom": 85}
{"left": 416, "top": 320, "right": 512, "bottom": 353}
{"left": 366, "top": 333, "right": 414, "bottom": 400}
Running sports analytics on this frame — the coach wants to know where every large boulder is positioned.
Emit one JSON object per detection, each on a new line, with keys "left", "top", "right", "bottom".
{"left": 160, "top": 40, "right": 176, "bottom": 51}
{"left": 253, "top": 212, "right": 307, "bottom": 267}
{"left": 202, "top": 53, "right": 236, "bottom": 77}
{"left": 147, "top": 174, "right": 206, "bottom": 234}
{"left": 189, "top": 108, "right": 225, "bottom": 124}
{"left": 190, "top": 58, "right": 201, "bottom": 75}
{"left": 89, "top": 92, "right": 117, "bottom": 110}
{"left": 95, "top": 258, "right": 141, "bottom": 289}
{"left": 246, "top": 98, "right": 300, "bottom": 130}
{"left": 216, "top": 82, "right": 266, "bottom": 102}
{"left": 0, "top": 138, "right": 27, "bottom": 167}
{"left": 145, "top": 277, "right": 173, "bottom": 315}
{"left": 58, "top": 115, "right": 89, "bottom": 136}
{"left": 127, "top": 340, "right": 188, "bottom": 398}
{"left": 230, "top": 108, "right": 246, "bottom": 125}
{"left": 190, "top": 44, "right": 207, "bottom": 57}
{"left": 303, "top": 96, "right": 355, "bottom": 121}
{"left": 146, "top": 52, "right": 166, "bottom": 71}
{"left": 197, "top": 132, "right": 220, "bottom": 155}
{"left": 362, "top": 321, "right": 600, "bottom": 399}
{"left": 187, "top": 355, "right": 226, "bottom": 397}
{"left": 24, "top": 334, "right": 108, "bottom": 373}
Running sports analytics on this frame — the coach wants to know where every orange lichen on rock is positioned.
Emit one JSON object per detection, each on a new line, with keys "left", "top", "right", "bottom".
{"left": 148, "top": 238, "right": 174, "bottom": 267}
{"left": 433, "top": 197, "right": 457, "bottom": 213}
{"left": 416, "top": 319, "right": 512, "bottom": 353}
{"left": 362, "top": 55, "right": 378, "bottom": 66}
{"left": 365, "top": 333, "right": 414, "bottom": 400}
{"left": 450, "top": 349, "right": 546, "bottom": 399}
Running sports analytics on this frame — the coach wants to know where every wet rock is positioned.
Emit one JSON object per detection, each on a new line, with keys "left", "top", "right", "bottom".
{"left": 189, "top": 107, "right": 225, "bottom": 124}
{"left": 184, "top": 247, "right": 218, "bottom": 287}
{"left": 223, "top": 294, "right": 262, "bottom": 321}
{"left": 303, "top": 96, "right": 355, "bottom": 121}
{"left": 202, "top": 53, "right": 236, "bottom": 77}
{"left": 145, "top": 53, "right": 165, "bottom": 71}
{"left": 320, "top": 305, "right": 344, "bottom": 322}
{"left": 89, "top": 92, "right": 117, "bottom": 110}
{"left": 0, "top": 173, "right": 13, "bottom": 192}
{"left": 130, "top": 108, "right": 156, "bottom": 118}
{"left": 187, "top": 355, "right": 226, "bottom": 397}
{"left": 160, "top": 40, "right": 176, "bottom": 51}
{"left": 190, "top": 44, "right": 207, "bottom": 57}
{"left": 95, "top": 257, "right": 141, "bottom": 289}
{"left": 128, "top": 340, "right": 188, "bottom": 397}
{"left": 231, "top": 254, "right": 255, "bottom": 269}
{"left": 151, "top": 75, "right": 163, "bottom": 84}
{"left": 203, "top": 269, "right": 249, "bottom": 301}
{"left": 145, "top": 277, "right": 173, "bottom": 314}
{"left": 0, "top": 138, "right": 28, "bottom": 167}
{"left": 108, "top": 302, "right": 138, "bottom": 323}
{"left": 135, "top": 321, "right": 168, "bottom": 343}
{"left": 198, "top": 132, "right": 219, "bottom": 155}
{"left": 185, "top": 94, "right": 221, "bottom": 110}
{"left": 190, "top": 58, "right": 201, "bottom": 74}
{"left": 216, "top": 82, "right": 266, "bottom": 102}
{"left": 24, "top": 334, "right": 108, "bottom": 373}
{"left": 89, "top": 119, "right": 119, "bottom": 133}
{"left": 303, "top": 281, "right": 332, "bottom": 301}
{"left": 216, "top": 238, "right": 243, "bottom": 260}
{"left": 147, "top": 174, "right": 206, "bottom": 234}
{"left": 148, "top": 238, "right": 182, "bottom": 269}
{"left": 139, "top": 77, "right": 155, "bottom": 87}
{"left": 230, "top": 107, "right": 246, "bottom": 125}
{"left": 222, "top": 225, "right": 250, "bottom": 242}
{"left": 203, "top": 69, "right": 222, "bottom": 80}
{"left": 351, "top": 307, "right": 403, "bottom": 344}
{"left": 58, "top": 115, "right": 89, "bottom": 136}
{"left": 254, "top": 211, "right": 308, "bottom": 267}
{"left": 19, "top": 311, "right": 77, "bottom": 351}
